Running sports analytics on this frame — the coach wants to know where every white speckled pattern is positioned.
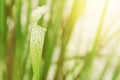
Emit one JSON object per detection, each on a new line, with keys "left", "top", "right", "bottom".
{"left": 30, "top": 6, "right": 46, "bottom": 80}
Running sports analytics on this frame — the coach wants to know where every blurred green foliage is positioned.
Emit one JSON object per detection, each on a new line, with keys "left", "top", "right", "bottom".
{"left": 0, "top": 0, "right": 120, "bottom": 80}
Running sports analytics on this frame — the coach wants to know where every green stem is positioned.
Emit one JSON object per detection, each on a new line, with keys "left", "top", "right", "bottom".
{"left": 30, "top": 26, "right": 46, "bottom": 80}
{"left": 42, "top": 0, "right": 65, "bottom": 79}
{"left": 54, "top": 0, "right": 86, "bottom": 79}
{"left": 12, "top": 0, "right": 22, "bottom": 79}
{"left": 20, "top": 0, "right": 32, "bottom": 79}
{"left": 0, "top": 0, "right": 6, "bottom": 61}
{"left": 0, "top": 0, "right": 7, "bottom": 79}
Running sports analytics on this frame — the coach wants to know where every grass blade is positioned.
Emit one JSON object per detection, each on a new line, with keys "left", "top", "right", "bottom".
{"left": 42, "top": 0, "right": 65, "bottom": 79}
{"left": 54, "top": 0, "right": 86, "bottom": 79}
{"left": 12, "top": 0, "right": 22, "bottom": 79}
{"left": 0, "top": 0, "right": 7, "bottom": 61}
{"left": 0, "top": 0, "right": 7, "bottom": 79}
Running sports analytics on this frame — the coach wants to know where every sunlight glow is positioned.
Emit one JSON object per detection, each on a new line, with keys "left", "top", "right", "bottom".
{"left": 66, "top": 0, "right": 120, "bottom": 79}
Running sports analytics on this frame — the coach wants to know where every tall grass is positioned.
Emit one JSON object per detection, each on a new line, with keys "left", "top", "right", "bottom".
{"left": 0, "top": 0, "right": 6, "bottom": 63}
{"left": 79, "top": 0, "right": 109, "bottom": 80}
{"left": 42, "top": 0, "right": 66, "bottom": 79}
{"left": 54, "top": 0, "right": 86, "bottom": 79}
{"left": 0, "top": 0, "right": 7, "bottom": 79}
{"left": 0, "top": 0, "right": 120, "bottom": 80}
